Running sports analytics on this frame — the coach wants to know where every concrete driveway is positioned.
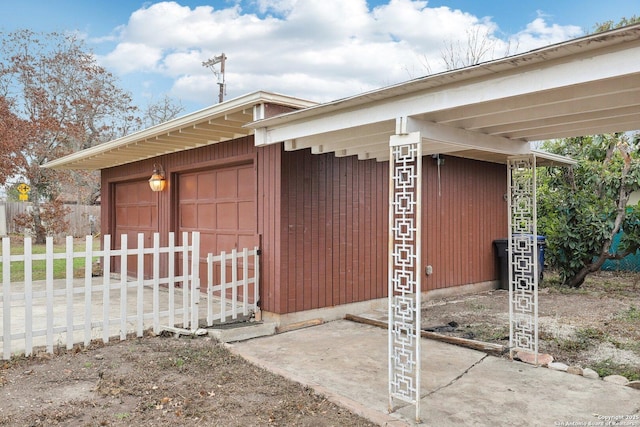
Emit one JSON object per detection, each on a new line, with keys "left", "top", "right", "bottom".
{"left": 230, "top": 319, "right": 640, "bottom": 426}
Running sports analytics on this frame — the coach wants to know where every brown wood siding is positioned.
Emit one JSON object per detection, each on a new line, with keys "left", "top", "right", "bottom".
{"left": 279, "top": 149, "right": 390, "bottom": 314}
{"left": 422, "top": 156, "right": 507, "bottom": 290}
{"left": 255, "top": 143, "right": 283, "bottom": 314}
{"left": 278, "top": 150, "right": 506, "bottom": 315}
{"left": 100, "top": 136, "right": 507, "bottom": 316}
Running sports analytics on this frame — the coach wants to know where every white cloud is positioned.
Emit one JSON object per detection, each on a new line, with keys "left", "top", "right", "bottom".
{"left": 372, "top": 0, "right": 482, "bottom": 44}
{"left": 98, "top": 0, "right": 586, "bottom": 109}
{"left": 163, "top": 49, "right": 207, "bottom": 76}
{"left": 255, "top": 0, "right": 297, "bottom": 15}
{"left": 511, "top": 17, "right": 582, "bottom": 52}
{"left": 101, "top": 42, "right": 163, "bottom": 73}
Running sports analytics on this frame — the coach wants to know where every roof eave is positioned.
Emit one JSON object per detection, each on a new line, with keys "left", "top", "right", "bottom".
{"left": 43, "top": 90, "right": 317, "bottom": 170}
{"left": 532, "top": 149, "right": 577, "bottom": 167}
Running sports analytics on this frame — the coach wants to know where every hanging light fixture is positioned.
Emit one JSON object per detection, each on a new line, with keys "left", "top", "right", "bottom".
{"left": 149, "top": 164, "right": 166, "bottom": 192}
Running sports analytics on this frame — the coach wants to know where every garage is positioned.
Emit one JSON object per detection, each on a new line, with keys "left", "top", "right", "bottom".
{"left": 177, "top": 163, "right": 258, "bottom": 294}
{"left": 113, "top": 179, "right": 159, "bottom": 278}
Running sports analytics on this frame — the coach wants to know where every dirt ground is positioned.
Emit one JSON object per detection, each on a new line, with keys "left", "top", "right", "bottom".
{"left": 2, "top": 271, "right": 638, "bottom": 426}
{"left": 422, "top": 270, "right": 640, "bottom": 380}
{"left": 0, "top": 333, "right": 377, "bottom": 426}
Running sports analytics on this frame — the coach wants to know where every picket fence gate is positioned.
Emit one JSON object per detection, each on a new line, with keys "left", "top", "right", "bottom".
{"left": 0, "top": 232, "right": 260, "bottom": 360}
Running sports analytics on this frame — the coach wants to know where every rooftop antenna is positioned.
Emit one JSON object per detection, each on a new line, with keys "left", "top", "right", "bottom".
{"left": 202, "top": 53, "right": 227, "bottom": 103}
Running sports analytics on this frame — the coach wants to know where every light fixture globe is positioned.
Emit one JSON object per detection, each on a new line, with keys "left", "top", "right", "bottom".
{"left": 149, "top": 165, "right": 166, "bottom": 192}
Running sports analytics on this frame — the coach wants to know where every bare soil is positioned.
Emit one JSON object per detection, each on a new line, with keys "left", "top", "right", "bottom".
{"left": 422, "top": 271, "right": 640, "bottom": 380}
{"left": 2, "top": 271, "right": 638, "bottom": 426}
{"left": 0, "top": 333, "right": 377, "bottom": 426}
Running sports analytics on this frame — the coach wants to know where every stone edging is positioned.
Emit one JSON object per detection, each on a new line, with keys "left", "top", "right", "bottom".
{"left": 516, "top": 351, "right": 640, "bottom": 390}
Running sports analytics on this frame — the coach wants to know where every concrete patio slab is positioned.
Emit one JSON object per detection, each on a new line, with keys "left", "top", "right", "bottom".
{"left": 231, "top": 319, "right": 640, "bottom": 426}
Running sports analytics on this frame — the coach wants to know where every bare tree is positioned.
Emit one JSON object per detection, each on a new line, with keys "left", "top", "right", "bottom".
{"left": 440, "top": 26, "right": 515, "bottom": 70}
{"left": 144, "top": 95, "right": 184, "bottom": 127}
{"left": 0, "top": 30, "right": 139, "bottom": 241}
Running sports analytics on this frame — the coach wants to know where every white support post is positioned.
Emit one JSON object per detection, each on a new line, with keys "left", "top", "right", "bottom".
{"left": 388, "top": 129, "right": 422, "bottom": 422}
{"left": 507, "top": 155, "right": 539, "bottom": 364}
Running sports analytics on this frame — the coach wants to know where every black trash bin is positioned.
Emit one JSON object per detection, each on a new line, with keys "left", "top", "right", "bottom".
{"left": 493, "top": 238, "right": 509, "bottom": 290}
{"left": 537, "top": 235, "right": 546, "bottom": 280}
{"left": 493, "top": 236, "right": 545, "bottom": 290}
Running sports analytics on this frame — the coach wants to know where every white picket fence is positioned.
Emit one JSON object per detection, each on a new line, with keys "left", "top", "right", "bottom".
{"left": 206, "top": 248, "right": 260, "bottom": 325}
{"left": 0, "top": 232, "right": 260, "bottom": 360}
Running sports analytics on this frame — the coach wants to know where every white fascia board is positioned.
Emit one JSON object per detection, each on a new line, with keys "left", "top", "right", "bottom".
{"left": 254, "top": 43, "right": 640, "bottom": 146}
{"left": 531, "top": 149, "right": 577, "bottom": 166}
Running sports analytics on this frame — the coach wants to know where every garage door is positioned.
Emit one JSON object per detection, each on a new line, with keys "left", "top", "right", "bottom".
{"left": 113, "top": 180, "right": 159, "bottom": 278}
{"left": 178, "top": 163, "right": 257, "bottom": 298}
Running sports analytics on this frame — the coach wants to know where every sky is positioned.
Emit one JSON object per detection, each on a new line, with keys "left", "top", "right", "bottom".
{"left": 1, "top": 0, "right": 638, "bottom": 114}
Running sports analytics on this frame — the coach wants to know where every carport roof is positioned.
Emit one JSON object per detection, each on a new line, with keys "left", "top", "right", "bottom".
{"left": 44, "top": 24, "right": 640, "bottom": 171}
{"left": 247, "top": 23, "right": 640, "bottom": 167}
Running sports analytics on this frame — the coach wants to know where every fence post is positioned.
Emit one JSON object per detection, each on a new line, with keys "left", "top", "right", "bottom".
{"left": 83, "top": 235, "right": 93, "bottom": 347}
{"left": 3, "top": 237, "right": 12, "bottom": 360}
{"left": 64, "top": 236, "right": 74, "bottom": 349}
{"left": 220, "top": 251, "right": 227, "bottom": 322}
{"left": 136, "top": 233, "right": 144, "bottom": 337}
{"left": 24, "top": 237, "right": 33, "bottom": 356}
{"left": 182, "top": 232, "right": 189, "bottom": 328}
{"left": 102, "top": 235, "right": 111, "bottom": 343}
{"left": 207, "top": 252, "right": 214, "bottom": 326}
{"left": 119, "top": 234, "right": 128, "bottom": 341}
{"left": 153, "top": 233, "right": 160, "bottom": 334}
{"left": 254, "top": 246, "right": 260, "bottom": 318}
{"left": 242, "top": 248, "right": 249, "bottom": 316}
{"left": 231, "top": 249, "right": 238, "bottom": 320}
{"left": 168, "top": 232, "right": 175, "bottom": 328}
{"left": 190, "top": 232, "right": 200, "bottom": 330}
{"left": 45, "top": 237, "right": 54, "bottom": 354}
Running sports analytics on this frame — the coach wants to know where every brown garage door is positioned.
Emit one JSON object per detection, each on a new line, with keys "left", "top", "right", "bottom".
{"left": 113, "top": 180, "right": 159, "bottom": 278}
{"left": 178, "top": 163, "right": 258, "bottom": 295}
